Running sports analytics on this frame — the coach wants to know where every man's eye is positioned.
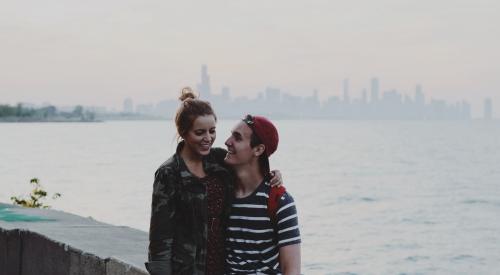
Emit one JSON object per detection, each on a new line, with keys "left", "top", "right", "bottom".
{"left": 209, "top": 130, "right": 216, "bottom": 134}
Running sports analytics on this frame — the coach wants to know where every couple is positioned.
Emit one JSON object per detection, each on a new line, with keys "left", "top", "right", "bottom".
{"left": 146, "top": 87, "right": 301, "bottom": 275}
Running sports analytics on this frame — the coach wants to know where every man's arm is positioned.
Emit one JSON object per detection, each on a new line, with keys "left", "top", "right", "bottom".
{"left": 274, "top": 192, "right": 302, "bottom": 275}
{"left": 279, "top": 243, "right": 301, "bottom": 275}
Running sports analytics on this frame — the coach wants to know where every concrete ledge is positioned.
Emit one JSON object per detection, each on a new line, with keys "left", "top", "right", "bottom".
{"left": 21, "top": 230, "right": 72, "bottom": 275}
{"left": 69, "top": 249, "right": 106, "bottom": 275}
{"left": 106, "top": 258, "right": 148, "bottom": 275}
{"left": 0, "top": 203, "right": 148, "bottom": 275}
{"left": 0, "top": 228, "right": 21, "bottom": 275}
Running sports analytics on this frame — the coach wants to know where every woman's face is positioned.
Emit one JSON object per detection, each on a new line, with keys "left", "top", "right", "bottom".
{"left": 182, "top": 115, "right": 217, "bottom": 157}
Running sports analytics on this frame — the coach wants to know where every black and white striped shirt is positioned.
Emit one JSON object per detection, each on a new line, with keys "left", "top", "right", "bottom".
{"left": 225, "top": 181, "right": 301, "bottom": 274}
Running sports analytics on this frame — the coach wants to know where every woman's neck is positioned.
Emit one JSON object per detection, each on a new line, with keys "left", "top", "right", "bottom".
{"left": 180, "top": 144, "right": 206, "bottom": 178}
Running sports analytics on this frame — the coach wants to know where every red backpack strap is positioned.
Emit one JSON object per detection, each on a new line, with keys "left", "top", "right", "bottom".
{"left": 267, "top": 186, "right": 286, "bottom": 225}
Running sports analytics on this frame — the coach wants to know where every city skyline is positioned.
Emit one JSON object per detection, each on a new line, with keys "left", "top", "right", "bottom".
{"left": 117, "top": 65, "right": 492, "bottom": 120}
{"left": 5, "top": 64, "right": 495, "bottom": 119}
{"left": 1, "top": 0, "right": 499, "bottom": 117}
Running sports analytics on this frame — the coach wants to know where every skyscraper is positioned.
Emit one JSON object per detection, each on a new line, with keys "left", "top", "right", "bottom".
{"left": 197, "top": 64, "right": 212, "bottom": 99}
{"left": 370, "top": 78, "right": 379, "bottom": 104}
{"left": 484, "top": 98, "right": 493, "bottom": 120}
{"left": 415, "top": 84, "right": 425, "bottom": 106}
{"left": 343, "top": 78, "right": 350, "bottom": 104}
{"left": 123, "top": 98, "right": 133, "bottom": 113}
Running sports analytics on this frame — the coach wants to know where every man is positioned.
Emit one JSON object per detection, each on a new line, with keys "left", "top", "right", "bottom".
{"left": 224, "top": 114, "right": 301, "bottom": 274}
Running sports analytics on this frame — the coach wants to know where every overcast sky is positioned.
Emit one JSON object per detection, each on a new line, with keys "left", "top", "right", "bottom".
{"left": 1, "top": 0, "right": 499, "bottom": 116}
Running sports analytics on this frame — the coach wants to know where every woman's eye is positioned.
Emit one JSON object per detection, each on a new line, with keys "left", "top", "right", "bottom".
{"left": 209, "top": 130, "right": 216, "bottom": 134}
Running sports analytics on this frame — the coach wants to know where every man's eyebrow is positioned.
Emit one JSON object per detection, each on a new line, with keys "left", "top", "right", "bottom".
{"left": 232, "top": 131, "right": 242, "bottom": 138}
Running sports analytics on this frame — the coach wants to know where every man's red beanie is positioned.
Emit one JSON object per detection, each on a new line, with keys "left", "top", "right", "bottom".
{"left": 250, "top": 115, "right": 279, "bottom": 157}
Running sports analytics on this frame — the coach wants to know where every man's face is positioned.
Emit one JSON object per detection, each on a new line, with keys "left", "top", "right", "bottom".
{"left": 224, "top": 121, "right": 256, "bottom": 166}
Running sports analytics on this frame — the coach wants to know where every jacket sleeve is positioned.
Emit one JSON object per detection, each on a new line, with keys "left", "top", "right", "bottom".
{"left": 211, "top": 147, "right": 228, "bottom": 166}
{"left": 146, "top": 167, "right": 177, "bottom": 275}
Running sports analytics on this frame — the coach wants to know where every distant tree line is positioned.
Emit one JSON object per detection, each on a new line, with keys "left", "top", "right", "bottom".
{"left": 0, "top": 104, "right": 95, "bottom": 121}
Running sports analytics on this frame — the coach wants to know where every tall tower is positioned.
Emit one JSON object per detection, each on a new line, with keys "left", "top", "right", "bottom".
{"left": 343, "top": 78, "right": 350, "bottom": 104}
{"left": 197, "top": 64, "right": 212, "bottom": 99}
{"left": 484, "top": 98, "right": 493, "bottom": 120}
{"left": 370, "top": 78, "right": 379, "bottom": 104}
{"left": 415, "top": 84, "right": 425, "bottom": 106}
{"left": 123, "top": 98, "right": 133, "bottom": 113}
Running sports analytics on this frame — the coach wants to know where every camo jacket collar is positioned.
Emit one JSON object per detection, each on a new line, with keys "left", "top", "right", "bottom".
{"left": 173, "top": 141, "right": 231, "bottom": 182}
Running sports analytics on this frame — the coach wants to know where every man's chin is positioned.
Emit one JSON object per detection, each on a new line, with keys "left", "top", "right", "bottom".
{"left": 224, "top": 154, "right": 233, "bottom": 164}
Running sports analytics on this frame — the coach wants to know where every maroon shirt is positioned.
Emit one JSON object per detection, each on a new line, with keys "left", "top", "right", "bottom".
{"left": 204, "top": 175, "right": 226, "bottom": 275}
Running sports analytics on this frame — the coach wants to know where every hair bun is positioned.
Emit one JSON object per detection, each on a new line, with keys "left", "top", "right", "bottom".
{"left": 179, "top": 87, "right": 198, "bottom": 101}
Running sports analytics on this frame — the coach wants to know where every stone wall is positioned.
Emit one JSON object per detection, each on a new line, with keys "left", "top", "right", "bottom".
{"left": 0, "top": 227, "right": 147, "bottom": 275}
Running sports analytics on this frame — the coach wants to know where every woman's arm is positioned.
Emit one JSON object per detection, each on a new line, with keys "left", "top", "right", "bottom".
{"left": 212, "top": 147, "right": 283, "bottom": 186}
{"left": 146, "top": 167, "right": 177, "bottom": 275}
{"left": 211, "top": 147, "right": 228, "bottom": 166}
{"left": 269, "top": 170, "right": 283, "bottom": 187}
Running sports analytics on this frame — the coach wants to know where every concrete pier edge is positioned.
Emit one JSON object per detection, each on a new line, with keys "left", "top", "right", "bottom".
{"left": 0, "top": 203, "right": 148, "bottom": 275}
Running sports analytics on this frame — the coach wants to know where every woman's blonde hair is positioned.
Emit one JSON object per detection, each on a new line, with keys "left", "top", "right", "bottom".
{"left": 174, "top": 87, "right": 216, "bottom": 138}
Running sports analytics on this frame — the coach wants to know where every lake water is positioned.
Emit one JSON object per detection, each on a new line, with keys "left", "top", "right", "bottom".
{"left": 1, "top": 120, "right": 500, "bottom": 274}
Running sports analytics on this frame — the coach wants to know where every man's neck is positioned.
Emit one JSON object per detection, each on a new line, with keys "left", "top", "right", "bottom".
{"left": 234, "top": 165, "right": 264, "bottom": 198}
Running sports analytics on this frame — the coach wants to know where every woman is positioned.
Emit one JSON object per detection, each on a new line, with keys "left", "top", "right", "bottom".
{"left": 146, "top": 87, "right": 281, "bottom": 275}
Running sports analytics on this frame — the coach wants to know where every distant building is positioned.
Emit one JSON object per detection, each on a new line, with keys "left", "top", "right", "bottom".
{"left": 370, "top": 78, "right": 379, "bottom": 103}
{"left": 415, "top": 84, "right": 425, "bottom": 106}
{"left": 137, "top": 66, "right": 474, "bottom": 120}
{"left": 361, "top": 89, "right": 367, "bottom": 104}
{"left": 155, "top": 100, "right": 177, "bottom": 118}
{"left": 265, "top": 87, "right": 281, "bottom": 104}
{"left": 484, "top": 98, "right": 493, "bottom": 120}
{"left": 123, "top": 98, "right": 134, "bottom": 114}
{"left": 303, "top": 89, "right": 321, "bottom": 117}
{"left": 87, "top": 106, "right": 107, "bottom": 114}
{"left": 221, "top": 86, "right": 231, "bottom": 100}
{"left": 136, "top": 104, "right": 154, "bottom": 115}
{"left": 343, "top": 78, "right": 350, "bottom": 104}
{"left": 462, "top": 101, "right": 471, "bottom": 119}
{"left": 197, "top": 64, "right": 212, "bottom": 99}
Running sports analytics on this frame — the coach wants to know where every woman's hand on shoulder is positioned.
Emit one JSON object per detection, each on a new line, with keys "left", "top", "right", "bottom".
{"left": 270, "top": 170, "right": 283, "bottom": 187}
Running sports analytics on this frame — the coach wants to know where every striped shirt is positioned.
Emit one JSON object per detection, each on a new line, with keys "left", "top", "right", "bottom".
{"left": 225, "top": 181, "right": 301, "bottom": 274}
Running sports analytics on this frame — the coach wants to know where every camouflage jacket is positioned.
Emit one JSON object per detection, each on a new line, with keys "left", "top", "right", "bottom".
{"left": 146, "top": 141, "right": 234, "bottom": 275}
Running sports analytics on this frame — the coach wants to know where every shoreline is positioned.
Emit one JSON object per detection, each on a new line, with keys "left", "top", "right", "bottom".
{"left": 0, "top": 118, "right": 102, "bottom": 123}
